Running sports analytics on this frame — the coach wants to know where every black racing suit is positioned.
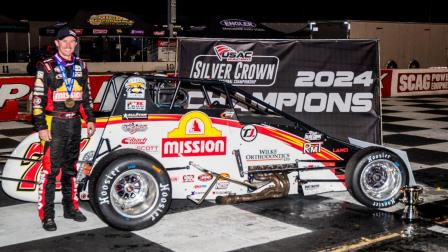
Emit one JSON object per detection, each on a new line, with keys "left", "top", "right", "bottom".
{"left": 33, "top": 54, "right": 95, "bottom": 220}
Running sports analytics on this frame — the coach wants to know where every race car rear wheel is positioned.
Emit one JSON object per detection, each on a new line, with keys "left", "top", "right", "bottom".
{"left": 92, "top": 156, "right": 172, "bottom": 230}
{"left": 345, "top": 147, "right": 408, "bottom": 209}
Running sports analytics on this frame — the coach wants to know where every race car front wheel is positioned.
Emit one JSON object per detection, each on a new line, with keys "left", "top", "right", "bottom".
{"left": 345, "top": 147, "right": 409, "bottom": 209}
{"left": 91, "top": 156, "right": 172, "bottom": 230}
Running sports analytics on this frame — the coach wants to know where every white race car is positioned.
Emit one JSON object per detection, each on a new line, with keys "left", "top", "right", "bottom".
{"left": 2, "top": 75, "right": 416, "bottom": 230}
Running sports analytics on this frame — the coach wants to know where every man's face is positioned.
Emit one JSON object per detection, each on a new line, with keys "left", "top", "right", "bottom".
{"left": 55, "top": 36, "right": 77, "bottom": 58}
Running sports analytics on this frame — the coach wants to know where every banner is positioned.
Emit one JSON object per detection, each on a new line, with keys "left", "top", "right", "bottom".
{"left": 380, "top": 69, "right": 393, "bottom": 97}
{"left": 178, "top": 38, "right": 381, "bottom": 144}
{"left": 0, "top": 75, "right": 111, "bottom": 121}
{"left": 381, "top": 69, "right": 448, "bottom": 97}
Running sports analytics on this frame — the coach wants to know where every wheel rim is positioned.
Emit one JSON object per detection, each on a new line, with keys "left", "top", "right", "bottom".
{"left": 360, "top": 159, "right": 402, "bottom": 202}
{"left": 110, "top": 169, "right": 159, "bottom": 218}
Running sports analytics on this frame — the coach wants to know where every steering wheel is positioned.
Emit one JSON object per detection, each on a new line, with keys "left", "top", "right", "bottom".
{"left": 211, "top": 101, "right": 222, "bottom": 107}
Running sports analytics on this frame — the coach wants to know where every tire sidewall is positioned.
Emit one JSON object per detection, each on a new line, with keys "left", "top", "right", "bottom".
{"left": 347, "top": 149, "right": 409, "bottom": 208}
{"left": 94, "top": 157, "right": 172, "bottom": 230}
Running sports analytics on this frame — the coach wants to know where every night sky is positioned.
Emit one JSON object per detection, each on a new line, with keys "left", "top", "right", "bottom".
{"left": 1, "top": 0, "right": 445, "bottom": 24}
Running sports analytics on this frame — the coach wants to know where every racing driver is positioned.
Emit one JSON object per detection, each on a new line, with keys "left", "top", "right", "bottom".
{"left": 32, "top": 27, "right": 95, "bottom": 231}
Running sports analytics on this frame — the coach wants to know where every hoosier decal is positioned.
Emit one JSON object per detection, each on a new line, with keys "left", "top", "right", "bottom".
{"left": 162, "top": 111, "right": 227, "bottom": 157}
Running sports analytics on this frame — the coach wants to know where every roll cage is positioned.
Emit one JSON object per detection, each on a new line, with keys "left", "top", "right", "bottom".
{"left": 118, "top": 75, "right": 323, "bottom": 132}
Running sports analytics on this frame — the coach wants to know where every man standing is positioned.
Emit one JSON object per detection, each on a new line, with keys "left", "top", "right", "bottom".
{"left": 32, "top": 27, "right": 96, "bottom": 231}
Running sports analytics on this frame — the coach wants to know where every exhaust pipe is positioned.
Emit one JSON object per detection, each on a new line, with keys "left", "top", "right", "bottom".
{"left": 216, "top": 172, "right": 290, "bottom": 204}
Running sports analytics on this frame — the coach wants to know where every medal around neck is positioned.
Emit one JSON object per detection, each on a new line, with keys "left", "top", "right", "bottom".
{"left": 65, "top": 97, "right": 75, "bottom": 108}
{"left": 55, "top": 54, "right": 76, "bottom": 109}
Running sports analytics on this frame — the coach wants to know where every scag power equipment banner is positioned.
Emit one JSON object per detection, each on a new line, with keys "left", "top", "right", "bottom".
{"left": 178, "top": 38, "right": 381, "bottom": 144}
{"left": 381, "top": 68, "right": 448, "bottom": 97}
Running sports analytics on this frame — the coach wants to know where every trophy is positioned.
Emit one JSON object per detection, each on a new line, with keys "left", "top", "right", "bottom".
{"left": 400, "top": 185, "right": 424, "bottom": 222}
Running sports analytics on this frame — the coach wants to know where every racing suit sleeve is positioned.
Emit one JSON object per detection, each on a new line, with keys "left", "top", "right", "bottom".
{"left": 32, "top": 64, "right": 49, "bottom": 131}
{"left": 79, "top": 62, "right": 95, "bottom": 123}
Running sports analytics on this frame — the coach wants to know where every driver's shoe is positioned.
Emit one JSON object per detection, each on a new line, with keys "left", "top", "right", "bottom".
{"left": 63, "top": 209, "right": 87, "bottom": 222}
{"left": 42, "top": 218, "right": 57, "bottom": 231}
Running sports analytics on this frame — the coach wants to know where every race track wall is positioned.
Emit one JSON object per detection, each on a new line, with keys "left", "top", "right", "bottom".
{"left": 0, "top": 75, "right": 111, "bottom": 121}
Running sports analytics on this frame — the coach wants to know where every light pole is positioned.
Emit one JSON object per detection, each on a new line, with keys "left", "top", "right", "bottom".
{"left": 167, "top": 0, "right": 176, "bottom": 37}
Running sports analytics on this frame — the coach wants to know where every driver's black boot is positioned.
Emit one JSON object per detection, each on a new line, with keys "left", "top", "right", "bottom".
{"left": 64, "top": 208, "right": 87, "bottom": 222}
{"left": 42, "top": 218, "right": 57, "bottom": 231}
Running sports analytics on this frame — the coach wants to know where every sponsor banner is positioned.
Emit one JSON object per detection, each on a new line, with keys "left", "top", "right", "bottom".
{"left": 240, "top": 124, "right": 258, "bottom": 142}
{"left": 112, "top": 76, "right": 152, "bottom": 115}
{"left": 304, "top": 131, "right": 322, "bottom": 141}
{"left": 153, "top": 30, "right": 165, "bottom": 36}
{"left": 0, "top": 75, "right": 111, "bottom": 121}
{"left": 381, "top": 68, "right": 448, "bottom": 97}
{"left": 88, "top": 14, "right": 134, "bottom": 26}
{"left": 198, "top": 173, "right": 213, "bottom": 182}
{"left": 158, "top": 39, "right": 177, "bottom": 47}
{"left": 53, "top": 91, "right": 83, "bottom": 101}
{"left": 162, "top": 111, "right": 227, "bottom": 157}
{"left": 73, "top": 29, "right": 84, "bottom": 35}
{"left": 158, "top": 39, "right": 177, "bottom": 62}
{"left": 52, "top": 80, "right": 84, "bottom": 102}
{"left": 125, "top": 99, "right": 146, "bottom": 111}
{"left": 131, "top": 29, "right": 144, "bottom": 35}
{"left": 183, "top": 175, "right": 195, "bottom": 183}
{"left": 121, "top": 136, "right": 159, "bottom": 152}
{"left": 219, "top": 19, "right": 266, "bottom": 32}
{"left": 245, "top": 149, "right": 291, "bottom": 162}
{"left": 189, "top": 44, "right": 278, "bottom": 86}
{"left": 121, "top": 137, "right": 147, "bottom": 145}
{"left": 178, "top": 38, "right": 381, "bottom": 143}
{"left": 92, "top": 29, "right": 108, "bottom": 35}
{"left": 162, "top": 136, "right": 226, "bottom": 157}
{"left": 333, "top": 147, "right": 349, "bottom": 153}
{"left": 303, "top": 142, "right": 322, "bottom": 154}
{"left": 121, "top": 122, "right": 148, "bottom": 134}
{"left": 216, "top": 181, "right": 230, "bottom": 190}
{"left": 123, "top": 112, "right": 148, "bottom": 120}
{"left": 380, "top": 69, "right": 393, "bottom": 97}
{"left": 136, "top": 145, "right": 159, "bottom": 152}
{"left": 0, "top": 77, "right": 31, "bottom": 121}
{"left": 125, "top": 77, "right": 146, "bottom": 98}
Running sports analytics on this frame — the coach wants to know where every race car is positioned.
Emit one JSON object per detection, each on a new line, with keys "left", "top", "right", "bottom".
{"left": 2, "top": 74, "right": 416, "bottom": 230}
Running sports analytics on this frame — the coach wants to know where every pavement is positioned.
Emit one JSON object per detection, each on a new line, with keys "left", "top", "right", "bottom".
{"left": 0, "top": 96, "right": 447, "bottom": 251}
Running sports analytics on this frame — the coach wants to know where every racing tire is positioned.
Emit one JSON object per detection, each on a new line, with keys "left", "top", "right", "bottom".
{"left": 91, "top": 156, "right": 172, "bottom": 231}
{"left": 345, "top": 147, "right": 409, "bottom": 209}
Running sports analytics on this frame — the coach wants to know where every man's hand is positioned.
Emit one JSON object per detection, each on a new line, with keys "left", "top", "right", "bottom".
{"left": 87, "top": 122, "right": 96, "bottom": 138}
{"left": 38, "top": 129, "right": 52, "bottom": 142}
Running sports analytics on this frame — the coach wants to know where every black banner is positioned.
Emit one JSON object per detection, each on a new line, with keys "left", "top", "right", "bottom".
{"left": 178, "top": 38, "right": 381, "bottom": 144}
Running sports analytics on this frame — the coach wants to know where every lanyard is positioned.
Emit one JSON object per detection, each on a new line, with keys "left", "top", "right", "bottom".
{"left": 55, "top": 54, "right": 76, "bottom": 97}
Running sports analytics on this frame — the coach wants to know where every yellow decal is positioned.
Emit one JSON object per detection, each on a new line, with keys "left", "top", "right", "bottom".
{"left": 167, "top": 111, "right": 222, "bottom": 138}
{"left": 162, "top": 111, "right": 227, "bottom": 157}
